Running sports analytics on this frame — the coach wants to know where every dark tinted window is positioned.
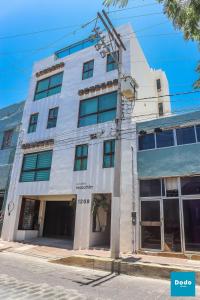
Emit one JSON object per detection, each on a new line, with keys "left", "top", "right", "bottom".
{"left": 176, "top": 126, "right": 196, "bottom": 145}
{"left": 156, "top": 79, "right": 161, "bottom": 91}
{"left": 34, "top": 72, "right": 63, "bottom": 101}
{"left": 106, "top": 52, "right": 118, "bottom": 72}
{"left": 158, "top": 102, "right": 164, "bottom": 116}
{"left": 47, "top": 107, "right": 58, "bottom": 129}
{"left": 156, "top": 130, "right": 174, "bottom": 148}
{"left": 140, "top": 179, "right": 161, "bottom": 197}
{"left": 28, "top": 113, "right": 38, "bottom": 133}
{"left": 181, "top": 176, "right": 200, "bottom": 195}
{"left": 1, "top": 129, "right": 13, "bottom": 149}
{"left": 78, "top": 92, "right": 117, "bottom": 127}
{"left": 103, "top": 140, "right": 115, "bottom": 168}
{"left": 139, "top": 133, "right": 155, "bottom": 150}
{"left": 196, "top": 125, "right": 200, "bottom": 142}
{"left": 74, "top": 144, "right": 88, "bottom": 171}
{"left": 82, "top": 60, "right": 94, "bottom": 80}
{"left": 141, "top": 201, "right": 160, "bottom": 221}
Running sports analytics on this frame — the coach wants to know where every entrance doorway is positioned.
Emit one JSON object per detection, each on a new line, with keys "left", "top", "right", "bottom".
{"left": 90, "top": 194, "right": 111, "bottom": 248}
{"left": 163, "top": 199, "right": 181, "bottom": 252}
{"left": 43, "top": 201, "right": 76, "bottom": 239}
{"left": 183, "top": 199, "right": 200, "bottom": 251}
{"left": 141, "top": 200, "right": 161, "bottom": 250}
{"left": 140, "top": 199, "right": 181, "bottom": 252}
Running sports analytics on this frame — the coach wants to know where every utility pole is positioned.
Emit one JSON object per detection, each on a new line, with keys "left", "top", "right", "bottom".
{"left": 92, "top": 10, "right": 126, "bottom": 259}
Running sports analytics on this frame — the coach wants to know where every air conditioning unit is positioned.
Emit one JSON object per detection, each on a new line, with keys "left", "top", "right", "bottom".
{"left": 165, "top": 178, "right": 178, "bottom": 197}
{"left": 121, "top": 76, "right": 138, "bottom": 101}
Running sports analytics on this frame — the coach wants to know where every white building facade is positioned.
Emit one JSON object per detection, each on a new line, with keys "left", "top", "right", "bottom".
{"left": 2, "top": 24, "right": 171, "bottom": 254}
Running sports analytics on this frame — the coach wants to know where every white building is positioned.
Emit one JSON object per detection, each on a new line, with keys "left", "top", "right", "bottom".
{"left": 2, "top": 24, "right": 171, "bottom": 254}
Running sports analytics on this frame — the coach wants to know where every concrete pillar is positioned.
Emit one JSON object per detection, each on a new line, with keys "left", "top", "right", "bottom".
{"left": 38, "top": 201, "right": 46, "bottom": 237}
{"left": 1, "top": 195, "right": 22, "bottom": 241}
{"left": 73, "top": 192, "right": 92, "bottom": 250}
{"left": 110, "top": 196, "right": 120, "bottom": 258}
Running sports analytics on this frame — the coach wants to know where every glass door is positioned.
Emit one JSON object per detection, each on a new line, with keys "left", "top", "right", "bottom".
{"left": 163, "top": 199, "right": 181, "bottom": 252}
{"left": 141, "top": 200, "right": 161, "bottom": 250}
{"left": 183, "top": 199, "right": 200, "bottom": 252}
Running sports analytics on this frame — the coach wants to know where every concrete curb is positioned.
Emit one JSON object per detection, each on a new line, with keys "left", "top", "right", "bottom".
{"left": 51, "top": 255, "right": 200, "bottom": 285}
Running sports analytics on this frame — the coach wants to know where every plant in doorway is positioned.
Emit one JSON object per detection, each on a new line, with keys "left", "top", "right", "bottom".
{"left": 92, "top": 195, "right": 110, "bottom": 232}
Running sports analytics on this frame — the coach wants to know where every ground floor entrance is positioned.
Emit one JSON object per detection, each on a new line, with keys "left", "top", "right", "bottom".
{"left": 140, "top": 198, "right": 200, "bottom": 253}
{"left": 43, "top": 201, "right": 75, "bottom": 239}
{"left": 17, "top": 196, "right": 76, "bottom": 244}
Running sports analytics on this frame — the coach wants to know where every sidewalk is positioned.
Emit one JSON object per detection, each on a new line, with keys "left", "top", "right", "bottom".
{"left": 1, "top": 239, "right": 200, "bottom": 284}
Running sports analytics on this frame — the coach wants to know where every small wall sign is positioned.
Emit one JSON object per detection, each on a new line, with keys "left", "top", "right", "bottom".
{"left": 77, "top": 199, "right": 90, "bottom": 204}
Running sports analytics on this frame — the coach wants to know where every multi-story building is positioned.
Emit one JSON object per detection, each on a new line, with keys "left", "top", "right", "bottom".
{"left": 136, "top": 110, "right": 200, "bottom": 254}
{"left": 2, "top": 24, "right": 171, "bottom": 254}
{"left": 0, "top": 101, "right": 24, "bottom": 233}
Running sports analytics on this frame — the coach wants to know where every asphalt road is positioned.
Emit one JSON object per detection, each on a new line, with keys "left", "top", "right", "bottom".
{"left": 0, "top": 251, "right": 199, "bottom": 300}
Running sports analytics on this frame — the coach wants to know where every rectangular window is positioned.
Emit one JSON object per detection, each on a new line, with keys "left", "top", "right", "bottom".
{"left": 156, "top": 129, "right": 174, "bottom": 148}
{"left": 139, "top": 133, "right": 155, "bottom": 150}
{"left": 0, "top": 194, "right": 4, "bottom": 211}
{"left": 74, "top": 144, "right": 88, "bottom": 171}
{"left": 176, "top": 126, "right": 196, "bottom": 145}
{"left": 103, "top": 140, "right": 115, "bottom": 168}
{"left": 28, "top": 113, "right": 38, "bottom": 133}
{"left": 158, "top": 102, "right": 164, "bottom": 116}
{"left": 78, "top": 92, "right": 117, "bottom": 127}
{"left": 196, "top": 124, "right": 200, "bottom": 142}
{"left": 140, "top": 179, "right": 161, "bottom": 197}
{"left": 18, "top": 198, "right": 40, "bottom": 230}
{"left": 82, "top": 60, "right": 94, "bottom": 80}
{"left": 1, "top": 129, "right": 13, "bottom": 149}
{"left": 181, "top": 176, "right": 200, "bottom": 195}
{"left": 20, "top": 150, "right": 52, "bottom": 182}
{"left": 47, "top": 107, "right": 58, "bottom": 129}
{"left": 106, "top": 52, "right": 118, "bottom": 72}
{"left": 156, "top": 79, "right": 161, "bottom": 91}
{"left": 34, "top": 72, "right": 63, "bottom": 101}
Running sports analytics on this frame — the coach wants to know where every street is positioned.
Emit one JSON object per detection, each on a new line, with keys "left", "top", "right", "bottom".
{"left": 0, "top": 251, "right": 199, "bottom": 299}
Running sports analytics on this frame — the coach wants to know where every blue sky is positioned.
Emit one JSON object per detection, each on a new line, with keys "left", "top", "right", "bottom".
{"left": 0, "top": 0, "right": 199, "bottom": 113}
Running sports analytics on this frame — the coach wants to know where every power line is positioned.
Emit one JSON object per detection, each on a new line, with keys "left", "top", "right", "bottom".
{"left": 135, "top": 90, "right": 200, "bottom": 102}
{"left": 109, "top": 3, "right": 158, "bottom": 13}
{"left": 0, "top": 24, "right": 81, "bottom": 40}
{"left": 112, "top": 11, "right": 163, "bottom": 20}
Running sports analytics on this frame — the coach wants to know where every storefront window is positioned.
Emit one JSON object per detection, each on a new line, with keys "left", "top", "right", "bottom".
{"left": 18, "top": 198, "right": 40, "bottom": 230}
{"left": 156, "top": 130, "right": 174, "bottom": 148}
{"left": 139, "top": 133, "right": 155, "bottom": 150}
{"left": 176, "top": 126, "right": 196, "bottom": 145}
{"left": 183, "top": 199, "right": 200, "bottom": 251}
{"left": 181, "top": 176, "right": 200, "bottom": 195}
{"left": 140, "top": 179, "right": 161, "bottom": 197}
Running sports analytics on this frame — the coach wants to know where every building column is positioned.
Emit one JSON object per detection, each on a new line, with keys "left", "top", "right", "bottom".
{"left": 38, "top": 201, "right": 46, "bottom": 237}
{"left": 73, "top": 192, "right": 92, "bottom": 250}
{"left": 1, "top": 195, "right": 22, "bottom": 241}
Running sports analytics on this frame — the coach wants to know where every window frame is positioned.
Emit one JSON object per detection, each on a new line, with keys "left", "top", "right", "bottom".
{"left": 20, "top": 150, "right": 52, "bottom": 182}
{"left": 1, "top": 129, "right": 13, "bottom": 149}
{"left": 82, "top": 59, "right": 94, "bottom": 80}
{"left": 47, "top": 107, "right": 59, "bottom": 129}
{"left": 158, "top": 102, "right": 164, "bottom": 117}
{"left": 28, "top": 113, "right": 38, "bottom": 133}
{"left": 140, "top": 179, "right": 162, "bottom": 198}
{"left": 156, "top": 129, "right": 174, "bottom": 148}
{"left": 138, "top": 132, "right": 155, "bottom": 151}
{"left": 74, "top": 144, "right": 88, "bottom": 171}
{"left": 78, "top": 91, "right": 117, "bottom": 127}
{"left": 156, "top": 79, "right": 161, "bottom": 91}
{"left": 106, "top": 51, "right": 119, "bottom": 72}
{"left": 34, "top": 72, "right": 63, "bottom": 101}
{"left": 176, "top": 125, "right": 196, "bottom": 145}
{"left": 103, "top": 139, "right": 115, "bottom": 168}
